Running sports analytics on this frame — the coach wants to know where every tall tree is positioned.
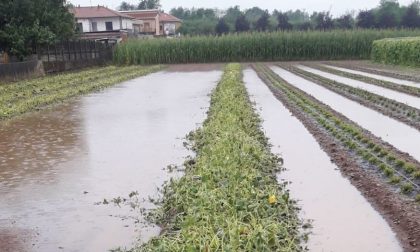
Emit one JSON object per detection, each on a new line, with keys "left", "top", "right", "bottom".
{"left": 235, "top": 14, "right": 250, "bottom": 32}
{"left": 215, "top": 18, "right": 229, "bottom": 35}
{"left": 334, "top": 14, "right": 354, "bottom": 29}
{"left": 255, "top": 11, "right": 270, "bottom": 31}
{"left": 277, "top": 12, "right": 292, "bottom": 30}
{"left": 119, "top": 1, "right": 136, "bottom": 11}
{"left": 375, "top": 0, "right": 401, "bottom": 28}
{"left": 0, "top": 0, "right": 74, "bottom": 60}
{"left": 138, "top": 0, "right": 161, "bottom": 10}
{"left": 401, "top": 2, "right": 420, "bottom": 28}
{"left": 356, "top": 10, "right": 376, "bottom": 28}
{"left": 312, "top": 11, "right": 334, "bottom": 30}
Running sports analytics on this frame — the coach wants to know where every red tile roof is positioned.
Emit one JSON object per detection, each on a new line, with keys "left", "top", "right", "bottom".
{"left": 71, "top": 6, "right": 133, "bottom": 19}
{"left": 121, "top": 10, "right": 181, "bottom": 22}
{"left": 159, "top": 12, "right": 182, "bottom": 22}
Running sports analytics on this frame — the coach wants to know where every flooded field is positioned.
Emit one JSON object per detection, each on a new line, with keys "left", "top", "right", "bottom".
{"left": 0, "top": 67, "right": 221, "bottom": 251}
{"left": 324, "top": 65, "right": 420, "bottom": 87}
{"left": 298, "top": 66, "right": 420, "bottom": 109}
{"left": 244, "top": 69, "right": 401, "bottom": 252}
{"left": 271, "top": 66, "right": 420, "bottom": 162}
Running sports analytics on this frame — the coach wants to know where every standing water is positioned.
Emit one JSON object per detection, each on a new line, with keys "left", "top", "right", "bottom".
{"left": 0, "top": 66, "right": 221, "bottom": 251}
{"left": 244, "top": 69, "right": 401, "bottom": 252}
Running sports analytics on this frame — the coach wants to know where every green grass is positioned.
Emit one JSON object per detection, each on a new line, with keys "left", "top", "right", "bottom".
{"left": 138, "top": 64, "right": 302, "bottom": 251}
{"left": 0, "top": 65, "right": 163, "bottom": 120}
{"left": 372, "top": 37, "right": 420, "bottom": 66}
{"left": 115, "top": 29, "right": 420, "bottom": 65}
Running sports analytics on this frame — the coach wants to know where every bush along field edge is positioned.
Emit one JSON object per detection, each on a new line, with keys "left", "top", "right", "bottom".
{"left": 0, "top": 65, "right": 164, "bottom": 121}
{"left": 252, "top": 63, "right": 420, "bottom": 251}
{"left": 137, "top": 63, "right": 305, "bottom": 251}
{"left": 372, "top": 37, "right": 420, "bottom": 67}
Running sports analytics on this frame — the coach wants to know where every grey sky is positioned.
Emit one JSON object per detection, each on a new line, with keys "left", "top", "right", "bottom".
{"left": 68, "top": 0, "right": 414, "bottom": 16}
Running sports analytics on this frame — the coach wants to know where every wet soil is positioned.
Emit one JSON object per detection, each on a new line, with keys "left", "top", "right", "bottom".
{"left": 252, "top": 65, "right": 420, "bottom": 251}
{"left": 244, "top": 69, "right": 402, "bottom": 252}
{"left": 0, "top": 68, "right": 221, "bottom": 251}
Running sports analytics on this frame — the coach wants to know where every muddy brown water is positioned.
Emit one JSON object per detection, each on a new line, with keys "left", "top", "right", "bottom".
{"left": 0, "top": 67, "right": 221, "bottom": 252}
{"left": 299, "top": 66, "right": 420, "bottom": 110}
{"left": 325, "top": 65, "right": 420, "bottom": 87}
{"left": 244, "top": 69, "right": 402, "bottom": 252}
{"left": 272, "top": 66, "right": 420, "bottom": 163}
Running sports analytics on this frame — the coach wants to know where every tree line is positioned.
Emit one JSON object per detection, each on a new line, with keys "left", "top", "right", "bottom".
{"left": 168, "top": 0, "right": 420, "bottom": 35}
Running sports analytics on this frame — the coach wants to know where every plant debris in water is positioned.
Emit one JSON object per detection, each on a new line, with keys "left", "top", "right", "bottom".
{"left": 136, "top": 63, "right": 303, "bottom": 251}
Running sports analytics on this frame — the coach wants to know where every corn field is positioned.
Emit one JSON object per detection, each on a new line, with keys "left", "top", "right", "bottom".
{"left": 372, "top": 37, "right": 420, "bottom": 67}
{"left": 114, "top": 29, "right": 420, "bottom": 65}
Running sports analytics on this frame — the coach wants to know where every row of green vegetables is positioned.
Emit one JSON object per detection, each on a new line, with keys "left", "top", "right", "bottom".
{"left": 0, "top": 65, "right": 163, "bottom": 120}
{"left": 283, "top": 64, "right": 420, "bottom": 131}
{"left": 254, "top": 64, "right": 420, "bottom": 200}
{"left": 372, "top": 37, "right": 420, "bottom": 67}
{"left": 138, "top": 64, "right": 303, "bottom": 251}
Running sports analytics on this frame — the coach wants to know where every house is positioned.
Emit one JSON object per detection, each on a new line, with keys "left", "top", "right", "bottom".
{"left": 70, "top": 6, "right": 135, "bottom": 42}
{"left": 120, "top": 10, "right": 182, "bottom": 36}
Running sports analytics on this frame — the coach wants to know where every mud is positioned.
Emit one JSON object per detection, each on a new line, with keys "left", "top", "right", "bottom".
{"left": 0, "top": 68, "right": 221, "bottom": 251}
{"left": 253, "top": 66, "right": 420, "bottom": 251}
{"left": 298, "top": 65, "right": 420, "bottom": 110}
{"left": 271, "top": 66, "right": 420, "bottom": 162}
{"left": 244, "top": 69, "right": 402, "bottom": 252}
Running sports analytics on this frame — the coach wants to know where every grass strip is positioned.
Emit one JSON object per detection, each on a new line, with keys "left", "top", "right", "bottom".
{"left": 0, "top": 65, "right": 164, "bottom": 120}
{"left": 138, "top": 63, "right": 302, "bottom": 251}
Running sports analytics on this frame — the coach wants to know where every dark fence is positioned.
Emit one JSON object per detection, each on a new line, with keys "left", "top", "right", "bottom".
{"left": 37, "top": 40, "right": 113, "bottom": 62}
{"left": 0, "top": 59, "right": 43, "bottom": 81}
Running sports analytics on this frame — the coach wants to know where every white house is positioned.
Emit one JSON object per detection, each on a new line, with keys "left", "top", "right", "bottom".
{"left": 71, "top": 6, "right": 135, "bottom": 41}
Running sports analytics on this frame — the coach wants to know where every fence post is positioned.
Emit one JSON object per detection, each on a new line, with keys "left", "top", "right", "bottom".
{"left": 47, "top": 44, "right": 50, "bottom": 62}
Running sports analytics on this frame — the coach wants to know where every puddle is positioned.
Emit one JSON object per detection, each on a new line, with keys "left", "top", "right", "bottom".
{"left": 244, "top": 68, "right": 401, "bottom": 252}
{"left": 271, "top": 66, "right": 420, "bottom": 163}
{"left": 0, "top": 69, "right": 221, "bottom": 251}
{"left": 325, "top": 65, "right": 420, "bottom": 87}
{"left": 298, "top": 65, "right": 420, "bottom": 110}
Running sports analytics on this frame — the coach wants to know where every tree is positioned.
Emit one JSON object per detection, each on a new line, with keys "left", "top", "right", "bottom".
{"left": 375, "top": 0, "right": 401, "bottom": 28}
{"left": 277, "top": 12, "right": 292, "bottom": 30}
{"left": 401, "top": 2, "right": 420, "bottom": 28}
{"left": 215, "top": 18, "right": 229, "bottom": 35}
{"left": 334, "top": 14, "right": 354, "bottom": 29}
{"left": 255, "top": 11, "right": 270, "bottom": 31}
{"left": 235, "top": 14, "right": 250, "bottom": 32}
{"left": 224, "top": 6, "right": 243, "bottom": 31}
{"left": 119, "top": 1, "right": 136, "bottom": 11}
{"left": 138, "top": 0, "right": 161, "bottom": 10}
{"left": 0, "top": 0, "right": 74, "bottom": 60}
{"left": 356, "top": 10, "right": 376, "bottom": 28}
{"left": 312, "top": 12, "right": 334, "bottom": 30}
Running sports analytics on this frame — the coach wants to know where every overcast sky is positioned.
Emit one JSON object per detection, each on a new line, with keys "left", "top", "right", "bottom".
{"left": 68, "top": 0, "right": 414, "bottom": 16}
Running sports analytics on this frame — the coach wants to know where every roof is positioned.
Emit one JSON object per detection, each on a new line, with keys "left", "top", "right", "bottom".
{"left": 121, "top": 10, "right": 182, "bottom": 22}
{"left": 120, "top": 9, "right": 159, "bottom": 20}
{"left": 159, "top": 12, "right": 181, "bottom": 22}
{"left": 71, "top": 6, "right": 133, "bottom": 19}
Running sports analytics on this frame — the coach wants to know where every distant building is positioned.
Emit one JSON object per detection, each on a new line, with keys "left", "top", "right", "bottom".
{"left": 120, "top": 10, "right": 182, "bottom": 36}
{"left": 70, "top": 6, "right": 135, "bottom": 43}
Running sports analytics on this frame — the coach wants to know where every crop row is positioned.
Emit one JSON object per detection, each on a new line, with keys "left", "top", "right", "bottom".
{"left": 139, "top": 64, "right": 302, "bottom": 251}
{"left": 0, "top": 65, "right": 163, "bottom": 120}
{"left": 306, "top": 64, "right": 420, "bottom": 98}
{"left": 325, "top": 61, "right": 420, "bottom": 83}
{"left": 281, "top": 64, "right": 420, "bottom": 131}
{"left": 253, "top": 64, "right": 420, "bottom": 199}
{"left": 372, "top": 37, "right": 420, "bottom": 67}
{"left": 114, "top": 30, "right": 420, "bottom": 65}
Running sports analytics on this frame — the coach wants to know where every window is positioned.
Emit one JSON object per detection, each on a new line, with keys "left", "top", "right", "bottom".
{"left": 76, "top": 23, "right": 83, "bottom": 33}
{"left": 92, "top": 22, "right": 97, "bottom": 32}
{"left": 105, "top": 22, "right": 113, "bottom": 31}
